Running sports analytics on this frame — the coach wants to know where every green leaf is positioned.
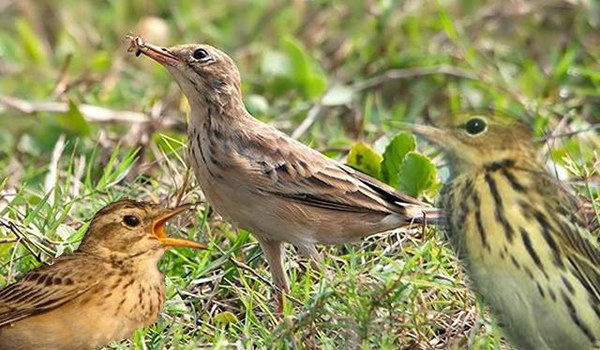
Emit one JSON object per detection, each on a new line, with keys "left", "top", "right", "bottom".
{"left": 91, "top": 51, "right": 112, "bottom": 72}
{"left": 245, "top": 94, "right": 270, "bottom": 116}
{"left": 347, "top": 142, "right": 383, "bottom": 179}
{"left": 214, "top": 311, "right": 238, "bottom": 327}
{"left": 281, "top": 36, "right": 327, "bottom": 99}
{"left": 56, "top": 101, "right": 91, "bottom": 136}
{"left": 306, "top": 74, "right": 327, "bottom": 99}
{"left": 381, "top": 132, "right": 416, "bottom": 188}
{"left": 282, "top": 37, "right": 311, "bottom": 84}
{"left": 96, "top": 146, "right": 138, "bottom": 191}
{"left": 16, "top": 18, "right": 47, "bottom": 63}
{"left": 398, "top": 152, "right": 437, "bottom": 197}
{"left": 261, "top": 38, "right": 327, "bottom": 99}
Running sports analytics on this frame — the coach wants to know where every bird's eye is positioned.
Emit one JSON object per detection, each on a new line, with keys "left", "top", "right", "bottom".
{"left": 465, "top": 117, "right": 487, "bottom": 135}
{"left": 123, "top": 215, "right": 140, "bottom": 227}
{"left": 192, "top": 48, "right": 209, "bottom": 60}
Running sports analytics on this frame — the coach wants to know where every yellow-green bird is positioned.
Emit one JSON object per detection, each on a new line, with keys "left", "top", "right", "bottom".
{"left": 411, "top": 112, "right": 600, "bottom": 350}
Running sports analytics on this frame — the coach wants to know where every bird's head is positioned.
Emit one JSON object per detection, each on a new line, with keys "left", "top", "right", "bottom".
{"left": 77, "top": 199, "right": 205, "bottom": 259}
{"left": 128, "top": 36, "right": 242, "bottom": 111}
{"left": 409, "top": 112, "right": 536, "bottom": 174}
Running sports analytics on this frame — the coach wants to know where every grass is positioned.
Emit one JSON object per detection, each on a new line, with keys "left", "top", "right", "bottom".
{"left": 0, "top": 0, "right": 598, "bottom": 349}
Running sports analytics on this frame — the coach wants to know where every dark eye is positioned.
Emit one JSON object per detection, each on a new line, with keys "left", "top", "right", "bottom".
{"left": 123, "top": 215, "right": 140, "bottom": 227}
{"left": 465, "top": 117, "right": 487, "bottom": 135}
{"left": 192, "top": 48, "right": 209, "bottom": 60}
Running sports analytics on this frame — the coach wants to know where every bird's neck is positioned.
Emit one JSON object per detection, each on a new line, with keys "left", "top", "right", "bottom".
{"left": 78, "top": 246, "right": 165, "bottom": 271}
{"left": 104, "top": 250, "right": 165, "bottom": 281}
{"left": 187, "top": 88, "right": 249, "bottom": 133}
{"left": 449, "top": 154, "right": 540, "bottom": 179}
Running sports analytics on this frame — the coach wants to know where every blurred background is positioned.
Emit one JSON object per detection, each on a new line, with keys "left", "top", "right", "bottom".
{"left": 0, "top": 0, "right": 598, "bottom": 349}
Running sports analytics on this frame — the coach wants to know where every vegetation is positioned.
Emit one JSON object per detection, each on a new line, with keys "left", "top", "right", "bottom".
{"left": 0, "top": 0, "right": 598, "bottom": 349}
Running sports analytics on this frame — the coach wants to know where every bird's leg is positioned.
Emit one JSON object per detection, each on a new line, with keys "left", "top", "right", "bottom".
{"left": 256, "top": 236, "right": 288, "bottom": 314}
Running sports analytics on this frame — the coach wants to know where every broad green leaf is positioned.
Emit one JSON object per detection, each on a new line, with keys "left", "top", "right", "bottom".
{"left": 214, "top": 311, "right": 238, "bottom": 327}
{"left": 306, "top": 74, "right": 327, "bottom": 99}
{"left": 347, "top": 142, "right": 383, "bottom": 179}
{"left": 57, "top": 101, "right": 91, "bottom": 136}
{"left": 282, "top": 36, "right": 327, "bottom": 99}
{"left": 283, "top": 37, "right": 311, "bottom": 84}
{"left": 245, "top": 94, "right": 269, "bottom": 116}
{"left": 398, "top": 151, "right": 437, "bottom": 197}
{"left": 262, "top": 38, "right": 327, "bottom": 99}
{"left": 381, "top": 132, "right": 416, "bottom": 188}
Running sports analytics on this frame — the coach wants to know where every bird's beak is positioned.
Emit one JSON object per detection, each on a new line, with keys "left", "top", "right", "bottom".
{"left": 403, "top": 122, "right": 469, "bottom": 158}
{"left": 401, "top": 122, "right": 449, "bottom": 146}
{"left": 127, "top": 35, "right": 179, "bottom": 66}
{"left": 150, "top": 204, "right": 206, "bottom": 249}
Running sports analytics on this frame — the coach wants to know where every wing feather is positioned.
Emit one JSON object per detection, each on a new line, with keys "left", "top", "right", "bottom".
{"left": 534, "top": 175, "right": 600, "bottom": 302}
{"left": 232, "top": 123, "right": 439, "bottom": 222}
{"left": 0, "top": 253, "right": 102, "bottom": 327}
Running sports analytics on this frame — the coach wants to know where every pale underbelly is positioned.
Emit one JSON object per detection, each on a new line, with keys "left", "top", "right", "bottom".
{"left": 465, "top": 257, "right": 595, "bottom": 350}
{"left": 193, "top": 166, "right": 402, "bottom": 247}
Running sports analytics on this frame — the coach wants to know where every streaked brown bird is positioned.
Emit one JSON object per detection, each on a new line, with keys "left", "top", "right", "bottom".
{"left": 127, "top": 36, "right": 440, "bottom": 310}
{"left": 0, "top": 199, "right": 205, "bottom": 350}
{"left": 410, "top": 113, "right": 600, "bottom": 350}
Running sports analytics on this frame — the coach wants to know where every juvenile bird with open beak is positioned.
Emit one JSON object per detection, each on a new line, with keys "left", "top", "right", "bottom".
{"left": 127, "top": 35, "right": 440, "bottom": 312}
{"left": 0, "top": 199, "right": 205, "bottom": 350}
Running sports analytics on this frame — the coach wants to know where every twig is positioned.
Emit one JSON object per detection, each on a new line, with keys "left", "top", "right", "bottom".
{"left": 353, "top": 65, "right": 477, "bottom": 91}
{"left": 0, "top": 94, "right": 178, "bottom": 126}
{"left": 537, "top": 123, "right": 600, "bottom": 141}
{"left": 51, "top": 53, "right": 73, "bottom": 98}
{"left": 44, "top": 134, "right": 66, "bottom": 204}
{"left": 200, "top": 273, "right": 224, "bottom": 314}
{"left": 0, "top": 219, "right": 45, "bottom": 264}
{"left": 175, "top": 169, "right": 191, "bottom": 207}
{"left": 228, "top": 256, "right": 303, "bottom": 305}
{"left": 291, "top": 99, "right": 324, "bottom": 140}
{"left": 228, "top": 256, "right": 275, "bottom": 289}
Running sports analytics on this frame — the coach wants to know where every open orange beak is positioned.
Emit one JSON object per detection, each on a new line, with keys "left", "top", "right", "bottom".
{"left": 150, "top": 204, "right": 206, "bottom": 249}
{"left": 127, "top": 35, "right": 179, "bottom": 66}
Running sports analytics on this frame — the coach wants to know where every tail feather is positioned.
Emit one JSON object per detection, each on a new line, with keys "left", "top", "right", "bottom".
{"left": 403, "top": 205, "right": 445, "bottom": 226}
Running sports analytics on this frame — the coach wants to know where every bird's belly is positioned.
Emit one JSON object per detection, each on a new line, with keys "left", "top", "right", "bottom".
{"left": 447, "top": 172, "right": 599, "bottom": 350}
{"left": 0, "top": 310, "right": 120, "bottom": 350}
{"left": 195, "top": 178, "right": 401, "bottom": 247}
{"left": 0, "top": 278, "right": 165, "bottom": 350}
{"left": 465, "top": 253, "right": 596, "bottom": 350}
{"left": 188, "top": 130, "right": 406, "bottom": 246}
{"left": 0, "top": 306, "right": 158, "bottom": 350}
{"left": 192, "top": 176, "right": 318, "bottom": 245}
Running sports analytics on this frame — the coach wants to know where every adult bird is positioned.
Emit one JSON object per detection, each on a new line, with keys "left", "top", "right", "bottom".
{"left": 128, "top": 36, "right": 439, "bottom": 311}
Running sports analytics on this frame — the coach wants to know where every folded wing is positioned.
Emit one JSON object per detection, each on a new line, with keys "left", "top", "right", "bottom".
{"left": 234, "top": 124, "right": 439, "bottom": 223}
{"left": 0, "top": 254, "right": 101, "bottom": 327}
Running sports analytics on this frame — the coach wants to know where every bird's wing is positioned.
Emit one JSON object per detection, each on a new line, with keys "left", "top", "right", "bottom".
{"left": 0, "top": 253, "right": 102, "bottom": 327}
{"left": 560, "top": 220, "right": 600, "bottom": 304}
{"left": 535, "top": 175, "right": 600, "bottom": 303}
{"left": 232, "top": 123, "right": 438, "bottom": 222}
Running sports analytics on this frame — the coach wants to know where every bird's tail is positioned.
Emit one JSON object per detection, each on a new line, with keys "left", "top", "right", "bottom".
{"left": 404, "top": 205, "right": 445, "bottom": 226}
